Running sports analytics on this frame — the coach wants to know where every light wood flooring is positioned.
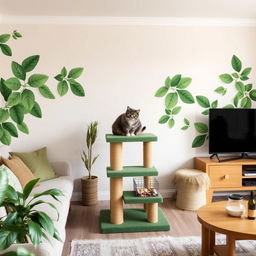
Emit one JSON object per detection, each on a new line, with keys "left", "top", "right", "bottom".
{"left": 62, "top": 198, "right": 207, "bottom": 256}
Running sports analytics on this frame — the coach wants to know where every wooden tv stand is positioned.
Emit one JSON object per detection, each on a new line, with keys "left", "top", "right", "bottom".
{"left": 194, "top": 157, "right": 256, "bottom": 203}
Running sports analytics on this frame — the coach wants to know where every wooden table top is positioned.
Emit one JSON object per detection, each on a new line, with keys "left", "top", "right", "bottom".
{"left": 197, "top": 201, "right": 256, "bottom": 240}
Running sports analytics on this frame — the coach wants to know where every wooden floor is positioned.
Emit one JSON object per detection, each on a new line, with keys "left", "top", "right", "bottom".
{"left": 62, "top": 198, "right": 204, "bottom": 256}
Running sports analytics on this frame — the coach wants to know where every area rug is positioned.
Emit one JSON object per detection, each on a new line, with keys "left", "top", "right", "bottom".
{"left": 70, "top": 235, "right": 256, "bottom": 256}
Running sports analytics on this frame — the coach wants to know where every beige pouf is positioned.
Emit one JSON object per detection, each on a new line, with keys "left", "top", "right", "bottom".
{"left": 174, "top": 169, "right": 210, "bottom": 211}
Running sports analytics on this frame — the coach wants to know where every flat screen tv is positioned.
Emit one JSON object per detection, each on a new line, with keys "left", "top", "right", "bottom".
{"left": 209, "top": 108, "right": 256, "bottom": 156}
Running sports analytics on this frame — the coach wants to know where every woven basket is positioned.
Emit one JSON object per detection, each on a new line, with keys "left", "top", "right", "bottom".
{"left": 81, "top": 176, "right": 98, "bottom": 206}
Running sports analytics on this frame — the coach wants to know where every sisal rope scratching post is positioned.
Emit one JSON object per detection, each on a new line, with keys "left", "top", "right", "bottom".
{"left": 174, "top": 169, "right": 210, "bottom": 211}
{"left": 143, "top": 142, "right": 158, "bottom": 222}
{"left": 110, "top": 143, "right": 123, "bottom": 224}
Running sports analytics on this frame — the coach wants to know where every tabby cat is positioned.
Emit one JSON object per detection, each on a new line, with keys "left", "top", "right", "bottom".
{"left": 112, "top": 106, "right": 146, "bottom": 136}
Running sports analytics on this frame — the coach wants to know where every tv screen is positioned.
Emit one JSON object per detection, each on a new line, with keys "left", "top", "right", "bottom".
{"left": 209, "top": 108, "right": 256, "bottom": 154}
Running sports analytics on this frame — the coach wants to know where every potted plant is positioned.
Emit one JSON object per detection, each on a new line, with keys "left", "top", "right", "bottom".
{"left": 0, "top": 168, "right": 63, "bottom": 251}
{"left": 81, "top": 121, "right": 99, "bottom": 206}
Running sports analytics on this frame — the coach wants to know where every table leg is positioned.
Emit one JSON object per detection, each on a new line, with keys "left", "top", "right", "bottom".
{"left": 209, "top": 230, "right": 215, "bottom": 255}
{"left": 201, "top": 225, "right": 210, "bottom": 256}
{"left": 227, "top": 235, "right": 235, "bottom": 256}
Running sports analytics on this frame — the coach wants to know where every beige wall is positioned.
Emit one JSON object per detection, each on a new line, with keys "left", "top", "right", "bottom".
{"left": 1, "top": 24, "right": 256, "bottom": 199}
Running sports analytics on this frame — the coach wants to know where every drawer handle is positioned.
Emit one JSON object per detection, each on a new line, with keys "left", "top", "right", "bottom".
{"left": 224, "top": 174, "right": 230, "bottom": 179}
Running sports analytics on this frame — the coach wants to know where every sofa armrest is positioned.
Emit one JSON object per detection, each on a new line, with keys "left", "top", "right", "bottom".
{"left": 51, "top": 161, "right": 72, "bottom": 177}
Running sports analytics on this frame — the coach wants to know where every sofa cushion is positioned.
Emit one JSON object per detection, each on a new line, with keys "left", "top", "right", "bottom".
{"left": 11, "top": 147, "right": 56, "bottom": 181}
{"left": 2, "top": 155, "right": 37, "bottom": 188}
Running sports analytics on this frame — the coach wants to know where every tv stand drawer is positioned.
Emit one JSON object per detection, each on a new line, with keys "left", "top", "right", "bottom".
{"left": 209, "top": 165, "right": 242, "bottom": 188}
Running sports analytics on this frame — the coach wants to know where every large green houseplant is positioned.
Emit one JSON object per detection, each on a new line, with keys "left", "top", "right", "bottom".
{"left": 81, "top": 121, "right": 99, "bottom": 205}
{"left": 0, "top": 168, "right": 63, "bottom": 251}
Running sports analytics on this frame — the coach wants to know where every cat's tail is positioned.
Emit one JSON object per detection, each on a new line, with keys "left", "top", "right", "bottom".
{"left": 142, "top": 126, "right": 146, "bottom": 132}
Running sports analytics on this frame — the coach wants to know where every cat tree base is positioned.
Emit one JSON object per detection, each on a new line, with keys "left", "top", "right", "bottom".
{"left": 100, "top": 208, "right": 170, "bottom": 234}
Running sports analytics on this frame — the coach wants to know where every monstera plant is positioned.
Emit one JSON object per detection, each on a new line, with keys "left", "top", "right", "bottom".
{"left": 0, "top": 30, "right": 85, "bottom": 146}
{"left": 0, "top": 168, "right": 63, "bottom": 251}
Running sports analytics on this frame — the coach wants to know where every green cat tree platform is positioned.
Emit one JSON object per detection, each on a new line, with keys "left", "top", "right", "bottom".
{"left": 100, "top": 133, "right": 170, "bottom": 234}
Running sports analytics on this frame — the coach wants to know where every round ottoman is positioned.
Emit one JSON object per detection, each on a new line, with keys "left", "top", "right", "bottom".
{"left": 174, "top": 169, "right": 210, "bottom": 211}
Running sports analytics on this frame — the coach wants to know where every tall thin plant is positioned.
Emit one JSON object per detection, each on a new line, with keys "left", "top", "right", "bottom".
{"left": 81, "top": 121, "right": 99, "bottom": 179}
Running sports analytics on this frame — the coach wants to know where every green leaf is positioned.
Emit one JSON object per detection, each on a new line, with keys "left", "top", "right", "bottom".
{"left": 164, "top": 76, "right": 172, "bottom": 89}
{"left": 171, "top": 74, "right": 181, "bottom": 87}
{"left": 168, "top": 118, "right": 175, "bottom": 128}
{"left": 240, "top": 76, "right": 249, "bottom": 81}
{"left": 177, "top": 77, "right": 192, "bottom": 89}
{"left": 165, "top": 92, "right": 178, "bottom": 109}
{"left": 192, "top": 134, "right": 207, "bottom": 148}
{"left": 11, "top": 61, "right": 26, "bottom": 80}
{"left": 201, "top": 109, "right": 209, "bottom": 115}
{"left": 235, "top": 81, "right": 245, "bottom": 94}
{"left": 231, "top": 55, "right": 242, "bottom": 72}
{"left": 9, "top": 104, "right": 24, "bottom": 124}
{"left": 231, "top": 72, "right": 239, "bottom": 78}
{"left": 21, "top": 89, "right": 35, "bottom": 111}
{"left": 54, "top": 74, "right": 63, "bottom": 82}
{"left": 57, "top": 80, "right": 69, "bottom": 96}
{"left": 7, "top": 92, "right": 20, "bottom": 106}
{"left": 233, "top": 92, "right": 243, "bottom": 107}
{"left": 240, "top": 96, "right": 251, "bottom": 108}
{"left": 0, "top": 231, "right": 17, "bottom": 250}
{"left": 172, "top": 106, "right": 182, "bottom": 115}
{"left": 13, "top": 30, "right": 22, "bottom": 38}
{"left": 0, "top": 126, "right": 4, "bottom": 138}
{"left": 0, "top": 129, "right": 11, "bottom": 145}
{"left": 33, "top": 189, "right": 64, "bottom": 202}
{"left": 154, "top": 86, "right": 168, "bottom": 97}
{"left": 211, "top": 100, "right": 218, "bottom": 108}
{"left": 245, "top": 84, "right": 252, "bottom": 92}
{"left": 28, "top": 221, "right": 42, "bottom": 247}
{"left": 2, "top": 122, "right": 18, "bottom": 137}
{"left": 0, "top": 78, "right": 12, "bottom": 101}
{"left": 219, "top": 74, "right": 233, "bottom": 84}
{"left": 177, "top": 90, "right": 194, "bottom": 104}
{"left": 0, "top": 168, "right": 8, "bottom": 204}
{"left": 37, "top": 212, "right": 54, "bottom": 236}
{"left": 17, "top": 122, "right": 29, "bottom": 134}
{"left": 28, "top": 74, "right": 49, "bottom": 88}
{"left": 181, "top": 125, "right": 189, "bottom": 130}
{"left": 159, "top": 115, "right": 169, "bottom": 124}
{"left": 4, "top": 77, "right": 21, "bottom": 90}
{"left": 165, "top": 109, "right": 172, "bottom": 115}
{"left": 39, "top": 85, "right": 55, "bottom": 99}
{"left": 22, "top": 55, "right": 40, "bottom": 72}
{"left": 241, "top": 67, "right": 252, "bottom": 77}
{"left": 30, "top": 102, "right": 42, "bottom": 118}
{"left": 61, "top": 67, "right": 67, "bottom": 77}
{"left": 0, "top": 34, "right": 10, "bottom": 43}
{"left": 0, "top": 44, "right": 12, "bottom": 56}
{"left": 194, "top": 122, "right": 208, "bottom": 133}
{"left": 0, "top": 109, "right": 9, "bottom": 123}
{"left": 68, "top": 67, "right": 84, "bottom": 79}
{"left": 214, "top": 86, "right": 226, "bottom": 95}
{"left": 23, "top": 178, "right": 40, "bottom": 200}
{"left": 184, "top": 118, "right": 190, "bottom": 125}
{"left": 69, "top": 80, "right": 85, "bottom": 97}
{"left": 223, "top": 104, "right": 235, "bottom": 108}
{"left": 249, "top": 89, "right": 256, "bottom": 101}
{"left": 196, "top": 96, "right": 210, "bottom": 108}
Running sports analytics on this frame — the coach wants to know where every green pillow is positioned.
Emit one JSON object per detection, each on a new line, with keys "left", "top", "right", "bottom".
{"left": 11, "top": 147, "right": 56, "bottom": 181}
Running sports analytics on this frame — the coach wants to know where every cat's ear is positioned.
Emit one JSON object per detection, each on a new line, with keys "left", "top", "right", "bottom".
{"left": 136, "top": 109, "right": 140, "bottom": 113}
{"left": 127, "top": 106, "right": 131, "bottom": 110}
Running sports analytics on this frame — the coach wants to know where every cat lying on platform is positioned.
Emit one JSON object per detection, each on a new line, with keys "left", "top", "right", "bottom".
{"left": 112, "top": 106, "right": 146, "bottom": 136}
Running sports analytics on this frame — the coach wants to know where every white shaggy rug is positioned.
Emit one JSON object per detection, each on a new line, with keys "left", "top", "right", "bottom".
{"left": 70, "top": 235, "right": 256, "bottom": 256}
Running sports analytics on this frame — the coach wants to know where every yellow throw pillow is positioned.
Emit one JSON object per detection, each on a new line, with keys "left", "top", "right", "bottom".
{"left": 2, "top": 155, "right": 38, "bottom": 188}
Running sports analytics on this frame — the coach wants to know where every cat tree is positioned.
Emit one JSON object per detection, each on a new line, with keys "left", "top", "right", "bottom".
{"left": 100, "top": 133, "right": 170, "bottom": 233}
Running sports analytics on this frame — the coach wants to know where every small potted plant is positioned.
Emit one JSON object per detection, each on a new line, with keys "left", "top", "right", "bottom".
{"left": 81, "top": 121, "right": 99, "bottom": 206}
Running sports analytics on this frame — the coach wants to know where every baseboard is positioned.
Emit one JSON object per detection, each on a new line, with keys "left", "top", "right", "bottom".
{"left": 71, "top": 189, "right": 176, "bottom": 201}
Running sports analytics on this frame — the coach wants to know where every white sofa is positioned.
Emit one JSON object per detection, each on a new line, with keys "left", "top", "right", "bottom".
{"left": 2, "top": 161, "right": 73, "bottom": 256}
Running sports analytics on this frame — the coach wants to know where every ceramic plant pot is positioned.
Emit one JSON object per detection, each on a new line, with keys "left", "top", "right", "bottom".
{"left": 81, "top": 176, "right": 98, "bottom": 206}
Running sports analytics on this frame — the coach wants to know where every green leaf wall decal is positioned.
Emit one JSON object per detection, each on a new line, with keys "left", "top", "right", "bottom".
{"left": 184, "top": 118, "right": 190, "bottom": 126}
{"left": 0, "top": 34, "right": 10, "bottom": 43}
{"left": 28, "top": 74, "right": 49, "bottom": 88}
{"left": 165, "top": 92, "right": 178, "bottom": 108}
{"left": 192, "top": 135, "right": 207, "bottom": 148}
{"left": 4, "top": 77, "right": 21, "bottom": 90}
{"left": 214, "top": 86, "right": 226, "bottom": 95}
{"left": 177, "top": 77, "right": 192, "bottom": 89}
{"left": 245, "top": 84, "right": 252, "bottom": 92}
{"left": 39, "top": 85, "right": 55, "bottom": 99}
{"left": 194, "top": 122, "right": 208, "bottom": 133}
{"left": 159, "top": 115, "right": 169, "bottom": 124}
{"left": 172, "top": 106, "right": 182, "bottom": 115}
{"left": 0, "top": 78, "right": 12, "bottom": 101}
{"left": 223, "top": 104, "right": 235, "bottom": 108}
{"left": 9, "top": 104, "right": 24, "bottom": 124}
{"left": 155, "top": 86, "right": 168, "bottom": 97}
{"left": 164, "top": 76, "right": 172, "bottom": 89}
{"left": 0, "top": 129, "right": 11, "bottom": 145}
{"left": 171, "top": 74, "right": 181, "bottom": 87}
{"left": 168, "top": 118, "right": 175, "bottom": 128}
{"left": 17, "top": 122, "right": 29, "bottom": 134}
{"left": 231, "top": 55, "right": 242, "bottom": 72}
{"left": 7, "top": 92, "right": 20, "bottom": 106}
{"left": 2, "top": 122, "right": 18, "bottom": 137}
{"left": 249, "top": 90, "right": 256, "bottom": 101}
{"left": 196, "top": 96, "right": 210, "bottom": 108}
{"left": 0, "top": 109, "right": 9, "bottom": 123}
{"left": 69, "top": 80, "right": 85, "bottom": 97}
{"left": 57, "top": 80, "right": 69, "bottom": 96}
{"left": 30, "top": 102, "right": 42, "bottom": 118}
{"left": 0, "top": 44, "right": 12, "bottom": 56}
{"left": 240, "top": 97, "right": 251, "bottom": 108}
{"left": 177, "top": 90, "right": 194, "bottom": 104}
{"left": 21, "top": 89, "right": 35, "bottom": 111}
{"left": 11, "top": 61, "right": 26, "bottom": 80}
{"left": 235, "top": 81, "right": 245, "bottom": 94}
{"left": 22, "top": 55, "right": 40, "bottom": 72}
{"left": 219, "top": 74, "right": 233, "bottom": 84}
{"left": 241, "top": 67, "right": 252, "bottom": 77}
{"left": 68, "top": 67, "right": 84, "bottom": 79}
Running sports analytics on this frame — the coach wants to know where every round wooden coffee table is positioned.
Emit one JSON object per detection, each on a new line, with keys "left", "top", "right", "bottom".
{"left": 197, "top": 201, "right": 256, "bottom": 256}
